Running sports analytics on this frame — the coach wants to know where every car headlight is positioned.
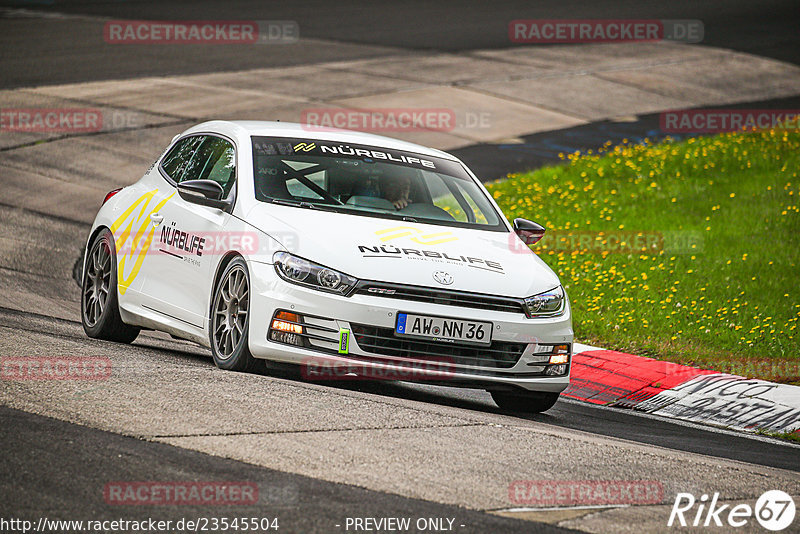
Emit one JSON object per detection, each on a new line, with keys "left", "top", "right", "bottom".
{"left": 524, "top": 286, "right": 566, "bottom": 318}
{"left": 273, "top": 251, "right": 358, "bottom": 296}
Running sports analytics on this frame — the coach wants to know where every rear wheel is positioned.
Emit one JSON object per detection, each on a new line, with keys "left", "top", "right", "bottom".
{"left": 491, "top": 390, "right": 560, "bottom": 413}
{"left": 81, "top": 229, "right": 140, "bottom": 343}
{"left": 210, "top": 258, "right": 258, "bottom": 372}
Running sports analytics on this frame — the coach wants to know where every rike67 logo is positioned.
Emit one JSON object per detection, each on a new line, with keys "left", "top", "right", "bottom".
{"left": 669, "top": 490, "right": 795, "bottom": 531}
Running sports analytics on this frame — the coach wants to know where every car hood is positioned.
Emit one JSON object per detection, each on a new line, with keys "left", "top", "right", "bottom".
{"left": 243, "top": 203, "right": 561, "bottom": 298}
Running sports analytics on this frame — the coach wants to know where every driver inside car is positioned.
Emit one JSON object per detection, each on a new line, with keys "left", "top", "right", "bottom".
{"left": 379, "top": 173, "right": 412, "bottom": 210}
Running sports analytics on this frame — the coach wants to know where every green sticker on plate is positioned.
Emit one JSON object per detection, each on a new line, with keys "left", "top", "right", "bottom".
{"left": 338, "top": 329, "right": 350, "bottom": 354}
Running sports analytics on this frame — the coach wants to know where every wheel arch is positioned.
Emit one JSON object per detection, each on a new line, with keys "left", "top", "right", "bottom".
{"left": 80, "top": 224, "right": 140, "bottom": 343}
{"left": 209, "top": 251, "right": 246, "bottom": 318}
{"left": 82, "top": 225, "right": 112, "bottom": 282}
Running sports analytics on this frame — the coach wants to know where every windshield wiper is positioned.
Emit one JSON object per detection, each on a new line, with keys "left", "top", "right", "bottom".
{"left": 269, "top": 198, "right": 339, "bottom": 211}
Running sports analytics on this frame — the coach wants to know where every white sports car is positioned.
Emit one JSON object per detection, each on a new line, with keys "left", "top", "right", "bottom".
{"left": 81, "top": 121, "right": 573, "bottom": 412}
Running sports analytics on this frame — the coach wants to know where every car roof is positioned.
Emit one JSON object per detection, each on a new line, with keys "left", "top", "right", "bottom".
{"left": 181, "top": 120, "right": 459, "bottom": 161}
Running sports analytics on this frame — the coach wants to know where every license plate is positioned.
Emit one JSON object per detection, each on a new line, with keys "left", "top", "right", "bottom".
{"left": 395, "top": 313, "right": 492, "bottom": 346}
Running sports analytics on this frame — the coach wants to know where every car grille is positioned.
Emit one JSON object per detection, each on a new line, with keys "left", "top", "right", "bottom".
{"left": 350, "top": 324, "right": 526, "bottom": 369}
{"left": 355, "top": 282, "right": 526, "bottom": 315}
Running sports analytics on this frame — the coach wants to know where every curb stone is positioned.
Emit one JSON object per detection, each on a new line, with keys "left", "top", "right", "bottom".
{"left": 567, "top": 343, "right": 800, "bottom": 435}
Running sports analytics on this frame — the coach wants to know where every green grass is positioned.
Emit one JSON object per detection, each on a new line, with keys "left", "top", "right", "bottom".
{"left": 486, "top": 128, "right": 800, "bottom": 384}
{"left": 756, "top": 429, "right": 800, "bottom": 443}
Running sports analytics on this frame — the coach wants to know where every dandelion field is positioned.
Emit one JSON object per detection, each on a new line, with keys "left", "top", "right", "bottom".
{"left": 486, "top": 128, "right": 800, "bottom": 383}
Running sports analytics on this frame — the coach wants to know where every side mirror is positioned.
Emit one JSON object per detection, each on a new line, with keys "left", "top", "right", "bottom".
{"left": 513, "top": 218, "right": 545, "bottom": 245}
{"left": 177, "top": 179, "right": 231, "bottom": 211}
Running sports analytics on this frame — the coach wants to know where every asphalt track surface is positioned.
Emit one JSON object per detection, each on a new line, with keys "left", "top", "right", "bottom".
{"left": 1, "top": 0, "right": 799, "bottom": 88}
{"left": 1, "top": 2, "right": 800, "bottom": 532}
{"left": 2, "top": 406, "right": 572, "bottom": 534}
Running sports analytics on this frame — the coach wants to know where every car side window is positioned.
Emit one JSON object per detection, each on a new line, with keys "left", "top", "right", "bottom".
{"left": 161, "top": 135, "right": 237, "bottom": 198}
{"left": 160, "top": 136, "right": 203, "bottom": 182}
{"left": 183, "top": 136, "right": 236, "bottom": 197}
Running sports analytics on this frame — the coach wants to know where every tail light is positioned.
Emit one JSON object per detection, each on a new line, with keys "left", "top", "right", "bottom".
{"left": 103, "top": 188, "right": 122, "bottom": 205}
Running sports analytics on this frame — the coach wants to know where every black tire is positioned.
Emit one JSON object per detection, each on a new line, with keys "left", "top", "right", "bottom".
{"left": 72, "top": 249, "right": 84, "bottom": 288}
{"left": 209, "top": 258, "right": 259, "bottom": 372}
{"left": 81, "top": 229, "right": 140, "bottom": 343}
{"left": 491, "top": 390, "right": 560, "bottom": 413}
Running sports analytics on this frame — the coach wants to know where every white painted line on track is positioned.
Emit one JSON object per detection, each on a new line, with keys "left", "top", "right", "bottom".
{"left": 493, "top": 504, "right": 629, "bottom": 513}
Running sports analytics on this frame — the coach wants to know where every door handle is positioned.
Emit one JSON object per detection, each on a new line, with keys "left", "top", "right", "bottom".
{"left": 150, "top": 213, "right": 164, "bottom": 226}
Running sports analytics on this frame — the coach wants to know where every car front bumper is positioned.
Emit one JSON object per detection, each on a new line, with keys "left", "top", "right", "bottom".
{"left": 247, "top": 261, "right": 573, "bottom": 393}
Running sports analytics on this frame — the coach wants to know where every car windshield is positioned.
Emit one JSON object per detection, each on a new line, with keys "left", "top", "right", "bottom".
{"left": 251, "top": 137, "right": 505, "bottom": 231}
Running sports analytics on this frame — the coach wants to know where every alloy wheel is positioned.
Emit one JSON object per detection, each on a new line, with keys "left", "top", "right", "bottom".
{"left": 83, "top": 239, "right": 111, "bottom": 327}
{"left": 212, "top": 265, "right": 249, "bottom": 359}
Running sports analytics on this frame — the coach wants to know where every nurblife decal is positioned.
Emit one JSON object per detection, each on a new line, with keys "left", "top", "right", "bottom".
{"left": 376, "top": 226, "right": 458, "bottom": 245}
{"left": 293, "top": 142, "right": 316, "bottom": 152}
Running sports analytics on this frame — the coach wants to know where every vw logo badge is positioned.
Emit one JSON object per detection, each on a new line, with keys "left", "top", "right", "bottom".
{"left": 432, "top": 271, "right": 454, "bottom": 285}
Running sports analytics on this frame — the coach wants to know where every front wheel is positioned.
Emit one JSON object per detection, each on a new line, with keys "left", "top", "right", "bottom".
{"left": 491, "top": 390, "right": 560, "bottom": 413}
{"left": 210, "top": 258, "right": 258, "bottom": 372}
{"left": 81, "top": 229, "right": 140, "bottom": 343}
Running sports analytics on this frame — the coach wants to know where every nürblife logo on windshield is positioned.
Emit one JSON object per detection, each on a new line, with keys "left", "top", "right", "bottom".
{"left": 252, "top": 137, "right": 456, "bottom": 172}
{"left": 293, "top": 142, "right": 316, "bottom": 152}
{"left": 319, "top": 144, "right": 436, "bottom": 169}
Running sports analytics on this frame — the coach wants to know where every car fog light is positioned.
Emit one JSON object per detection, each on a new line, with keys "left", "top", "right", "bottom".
{"left": 270, "top": 311, "right": 304, "bottom": 346}
{"left": 545, "top": 364, "right": 568, "bottom": 376}
{"left": 271, "top": 312, "right": 303, "bottom": 335}
{"left": 270, "top": 330, "right": 302, "bottom": 346}
{"left": 547, "top": 343, "right": 570, "bottom": 364}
